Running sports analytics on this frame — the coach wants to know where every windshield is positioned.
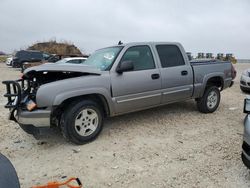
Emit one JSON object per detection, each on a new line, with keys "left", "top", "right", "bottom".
{"left": 81, "top": 46, "right": 123, "bottom": 71}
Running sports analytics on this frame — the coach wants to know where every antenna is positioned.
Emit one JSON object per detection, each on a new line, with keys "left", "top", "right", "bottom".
{"left": 118, "top": 41, "right": 123, "bottom": 45}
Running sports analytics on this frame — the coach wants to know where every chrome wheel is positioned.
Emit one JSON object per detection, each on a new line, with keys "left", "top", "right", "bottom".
{"left": 74, "top": 108, "right": 99, "bottom": 137}
{"left": 207, "top": 91, "right": 218, "bottom": 109}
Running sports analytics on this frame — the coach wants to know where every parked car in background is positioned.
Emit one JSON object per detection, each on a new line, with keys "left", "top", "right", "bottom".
{"left": 240, "top": 69, "right": 250, "bottom": 92}
{"left": 55, "top": 57, "right": 87, "bottom": 64}
{"left": 2, "top": 42, "right": 235, "bottom": 144}
{"left": 46, "top": 54, "right": 61, "bottom": 63}
{"left": 242, "top": 98, "right": 250, "bottom": 168}
{"left": 12, "top": 50, "right": 50, "bottom": 68}
{"left": 23, "top": 56, "right": 88, "bottom": 71}
{"left": 5, "top": 57, "right": 13, "bottom": 66}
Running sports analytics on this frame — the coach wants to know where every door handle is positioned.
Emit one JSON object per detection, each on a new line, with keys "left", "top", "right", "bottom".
{"left": 181, "top": 70, "right": 188, "bottom": 76}
{"left": 151, "top": 73, "right": 160, "bottom": 80}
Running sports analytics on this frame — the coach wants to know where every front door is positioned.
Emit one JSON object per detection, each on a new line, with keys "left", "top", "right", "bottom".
{"left": 111, "top": 45, "right": 162, "bottom": 114}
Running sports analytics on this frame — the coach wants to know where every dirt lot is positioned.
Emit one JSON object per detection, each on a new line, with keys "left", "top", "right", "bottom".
{"left": 0, "top": 63, "right": 250, "bottom": 188}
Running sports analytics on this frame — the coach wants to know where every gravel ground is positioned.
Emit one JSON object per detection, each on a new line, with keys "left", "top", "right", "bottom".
{"left": 0, "top": 63, "right": 250, "bottom": 188}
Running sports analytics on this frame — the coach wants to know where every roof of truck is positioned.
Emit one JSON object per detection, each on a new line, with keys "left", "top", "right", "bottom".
{"left": 115, "top": 41, "right": 181, "bottom": 46}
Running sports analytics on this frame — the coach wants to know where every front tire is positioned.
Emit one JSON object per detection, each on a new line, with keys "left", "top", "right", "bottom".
{"left": 197, "top": 86, "right": 220, "bottom": 113}
{"left": 61, "top": 100, "right": 103, "bottom": 145}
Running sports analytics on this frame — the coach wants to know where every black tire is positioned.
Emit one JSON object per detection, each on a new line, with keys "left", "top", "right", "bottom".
{"left": 240, "top": 86, "right": 250, "bottom": 93}
{"left": 242, "top": 152, "right": 250, "bottom": 169}
{"left": 61, "top": 99, "right": 103, "bottom": 145}
{"left": 21, "top": 64, "right": 25, "bottom": 73}
{"left": 197, "top": 86, "right": 220, "bottom": 113}
{"left": 12, "top": 62, "right": 16, "bottom": 68}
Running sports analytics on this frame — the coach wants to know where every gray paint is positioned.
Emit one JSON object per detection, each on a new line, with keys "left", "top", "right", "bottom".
{"left": 12, "top": 42, "right": 233, "bottom": 128}
{"left": 24, "top": 63, "right": 101, "bottom": 75}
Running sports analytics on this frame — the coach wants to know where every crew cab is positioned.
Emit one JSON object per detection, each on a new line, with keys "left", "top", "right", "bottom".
{"left": 2, "top": 42, "right": 235, "bottom": 144}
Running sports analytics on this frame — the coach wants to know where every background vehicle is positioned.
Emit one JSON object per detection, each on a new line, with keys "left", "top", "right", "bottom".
{"left": 22, "top": 56, "right": 88, "bottom": 70}
{"left": 240, "top": 69, "right": 250, "bottom": 92}
{"left": 55, "top": 57, "right": 87, "bottom": 64}
{"left": 46, "top": 54, "right": 61, "bottom": 63}
{"left": 12, "top": 50, "right": 50, "bottom": 68}
{"left": 242, "top": 98, "right": 250, "bottom": 168}
{"left": 5, "top": 57, "right": 13, "bottom": 66}
{"left": 3, "top": 42, "right": 235, "bottom": 144}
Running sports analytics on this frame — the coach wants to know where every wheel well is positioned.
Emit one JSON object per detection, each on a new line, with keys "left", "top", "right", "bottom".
{"left": 206, "top": 76, "right": 224, "bottom": 90}
{"left": 52, "top": 94, "right": 110, "bottom": 125}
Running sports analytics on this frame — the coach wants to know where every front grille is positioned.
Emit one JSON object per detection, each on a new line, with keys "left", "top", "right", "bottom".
{"left": 242, "top": 141, "right": 250, "bottom": 156}
{"left": 241, "top": 80, "right": 247, "bottom": 86}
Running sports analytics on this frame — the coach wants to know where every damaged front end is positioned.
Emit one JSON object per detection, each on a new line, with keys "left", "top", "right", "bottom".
{"left": 2, "top": 74, "right": 53, "bottom": 136}
{"left": 2, "top": 64, "right": 101, "bottom": 137}
{"left": 2, "top": 78, "right": 37, "bottom": 118}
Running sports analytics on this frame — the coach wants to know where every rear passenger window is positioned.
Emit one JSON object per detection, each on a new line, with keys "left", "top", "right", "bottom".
{"left": 120, "top": 46, "right": 155, "bottom": 71}
{"left": 156, "top": 45, "right": 185, "bottom": 68}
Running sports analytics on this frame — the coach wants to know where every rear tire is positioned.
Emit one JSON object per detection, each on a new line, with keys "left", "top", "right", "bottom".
{"left": 197, "top": 86, "right": 220, "bottom": 113}
{"left": 61, "top": 99, "right": 103, "bottom": 145}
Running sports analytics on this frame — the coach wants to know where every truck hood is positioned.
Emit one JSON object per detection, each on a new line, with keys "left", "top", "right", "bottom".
{"left": 23, "top": 63, "right": 101, "bottom": 75}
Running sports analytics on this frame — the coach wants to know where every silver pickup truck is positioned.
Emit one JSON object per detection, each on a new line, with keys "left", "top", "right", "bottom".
{"left": 3, "top": 42, "right": 235, "bottom": 144}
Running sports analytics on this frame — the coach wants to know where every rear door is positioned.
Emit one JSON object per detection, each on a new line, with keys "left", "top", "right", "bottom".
{"left": 155, "top": 45, "right": 193, "bottom": 103}
{"left": 110, "top": 45, "right": 162, "bottom": 114}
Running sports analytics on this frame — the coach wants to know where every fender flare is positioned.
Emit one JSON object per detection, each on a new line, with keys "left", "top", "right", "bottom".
{"left": 53, "top": 88, "right": 115, "bottom": 115}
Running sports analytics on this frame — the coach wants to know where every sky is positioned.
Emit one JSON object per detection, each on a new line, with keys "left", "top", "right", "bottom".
{"left": 0, "top": 0, "right": 250, "bottom": 58}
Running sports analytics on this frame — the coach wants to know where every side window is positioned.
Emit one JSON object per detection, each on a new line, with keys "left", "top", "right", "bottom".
{"left": 43, "top": 53, "right": 50, "bottom": 60}
{"left": 32, "top": 52, "right": 43, "bottom": 60}
{"left": 120, "top": 46, "right": 155, "bottom": 71}
{"left": 156, "top": 45, "right": 185, "bottom": 68}
{"left": 68, "top": 60, "right": 79, "bottom": 64}
{"left": 21, "top": 52, "right": 28, "bottom": 60}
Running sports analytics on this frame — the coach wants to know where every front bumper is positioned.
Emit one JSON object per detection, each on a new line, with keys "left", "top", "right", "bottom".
{"left": 14, "top": 108, "right": 51, "bottom": 127}
{"left": 3, "top": 79, "right": 52, "bottom": 136}
{"left": 10, "top": 108, "right": 51, "bottom": 135}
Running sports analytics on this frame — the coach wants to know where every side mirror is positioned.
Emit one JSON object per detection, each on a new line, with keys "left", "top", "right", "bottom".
{"left": 244, "top": 98, "right": 250, "bottom": 113}
{"left": 116, "top": 60, "right": 134, "bottom": 74}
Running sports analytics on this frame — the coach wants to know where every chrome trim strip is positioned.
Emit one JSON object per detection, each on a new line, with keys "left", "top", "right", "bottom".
{"left": 163, "top": 88, "right": 190, "bottom": 95}
{"left": 117, "top": 93, "right": 161, "bottom": 103}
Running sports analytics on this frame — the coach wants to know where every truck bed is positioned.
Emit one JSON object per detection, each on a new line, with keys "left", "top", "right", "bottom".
{"left": 190, "top": 59, "right": 233, "bottom": 98}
